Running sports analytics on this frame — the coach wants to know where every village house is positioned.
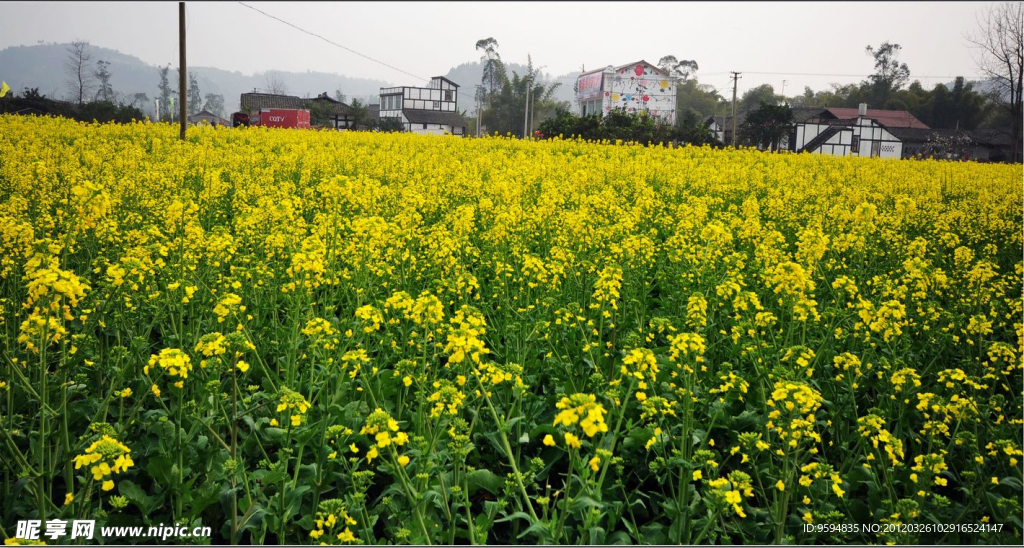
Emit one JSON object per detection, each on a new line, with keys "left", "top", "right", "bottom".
{"left": 887, "top": 127, "right": 1016, "bottom": 162}
{"left": 239, "top": 91, "right": 355, "bottom": 129}
{"left": 188, "top": 109, "right": 230, "bottom": 127}
{"left": 707, "top": 104, "right": 929, "bottom": 159}
{"left": 378, "top": 76, "right": 468, "bottom": 136}
{"left": 576, "top": 60, "right": 677, "bottom": 125}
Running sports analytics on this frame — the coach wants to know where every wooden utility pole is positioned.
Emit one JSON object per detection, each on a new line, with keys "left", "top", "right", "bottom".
{"left": 730, "top": 71, "right": 741, "bottom": 147}
{"left": 179, "top": 1, "right": 187, "bottom": 140}
{"left": 476, "top": 85, "right": 482, "bottom": 138}
{"left": 523, "top": 77, "right": 531, "bottom": 140}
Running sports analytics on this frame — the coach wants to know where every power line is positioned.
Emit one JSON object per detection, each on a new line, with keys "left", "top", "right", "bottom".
{"left": 702, "top": 70, "right": 976, "bottom": 80}
{"left": 740, "top": 70, "right": 974, "bottom": 79}
{"left": 237, "top": 1, "right": 475, "bottom": 102}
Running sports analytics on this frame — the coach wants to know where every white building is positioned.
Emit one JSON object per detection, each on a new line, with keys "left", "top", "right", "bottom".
{"left": 379, "top": 76, "right": 468, "bottom": 136}
{"left": 576, "top": 60, "right": 677, "bottom": 125}
{"left": 706, "top": 104, "right": 927, "bottom": 159}
{"left": 791, "top": 104, "right": 915, "bottom": 159}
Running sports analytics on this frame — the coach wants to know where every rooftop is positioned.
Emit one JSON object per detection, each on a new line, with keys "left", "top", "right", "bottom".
{"left": 239, "top": 92, "right": 351, "bottom": 116}
{"left": 824, "top": 107, "right": 929, "bottom": 129}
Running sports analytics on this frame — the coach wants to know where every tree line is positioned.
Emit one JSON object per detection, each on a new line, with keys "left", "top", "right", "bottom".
{"left": 1, "top": 40, "right": 230, "bottom": 124}
{"left": 475, "top": 2, "right": 1021, "bottom": 160}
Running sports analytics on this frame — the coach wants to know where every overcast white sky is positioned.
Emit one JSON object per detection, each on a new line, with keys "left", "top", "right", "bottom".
{"left": 0, "top": 1, "right": 997, "bottom": 96}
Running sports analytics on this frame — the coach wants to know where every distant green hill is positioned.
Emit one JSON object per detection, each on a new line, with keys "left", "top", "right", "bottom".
{"left": 0, "top": 43, "right": 397, "bottom": 117}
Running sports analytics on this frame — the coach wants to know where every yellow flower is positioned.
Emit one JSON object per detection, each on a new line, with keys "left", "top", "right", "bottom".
{"left": 725, "top": 490, "right": 742, "bottom": 504}
{"left": 102, "top": 480, "right": 115, "bottom": 491}
{"left": 589, "top": 456, "right": 601, "bottom": 472}
{"left": 992, "top": 477, "right": 999, "bottom": 485}
{"left": 270, "top": 418, "right": 279, "bottom": 427}
{"left": 564, "top": 433, "right": 581, "bottom": 449}
{"left": 543, "top": 434, "right": 556, "bottom": 446}
{"left": 366, "top": 446, "right": 379, "bottom": 463}
{"left": 398, "top": 455, "right": 410, "bottom": 467}
{"left": 236, "top": 360, "right": 250, "bottom": 373}
{"left": 64, "top": 493, "right": 74, "bottom": 505}
{"left": 802, "top": 512, "right": 813, "bottom": 524}
{"left": 151, "top": 384, "right": 161, "bottom": 397}
{"left": 776, "top": 480, "right": 785, "bottom": 491}
{"left": 692, "top": 470, "right": 702, "bottom": 481}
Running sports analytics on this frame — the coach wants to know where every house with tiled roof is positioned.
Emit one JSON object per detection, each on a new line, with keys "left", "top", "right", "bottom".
{"left": 378, "top": 76, "right": 468, "bottom": 136}
{"left": 888, "top": 127, "right": 1016, "bottom": 162}
{"left": 238, "top": 91, "right": 355, "bottom": 129}
{"left": 787, "top": 104, "right": 927, "bottom": 158}
{"left": 188, "top": 109, "right": 230, "bottom": 127}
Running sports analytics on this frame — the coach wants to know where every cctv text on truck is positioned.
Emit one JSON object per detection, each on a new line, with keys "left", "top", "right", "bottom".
{"left": 257, "top": 108, "right": 311, "bottom": 129}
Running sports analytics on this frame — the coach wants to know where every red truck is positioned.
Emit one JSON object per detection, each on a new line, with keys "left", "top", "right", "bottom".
{"left": 232, "top": 108, "right": 311, "bottom": 129}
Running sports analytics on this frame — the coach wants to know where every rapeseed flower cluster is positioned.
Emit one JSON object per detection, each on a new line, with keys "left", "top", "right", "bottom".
{"left": 72, "top": 435, "right": 134, "bottom": 492}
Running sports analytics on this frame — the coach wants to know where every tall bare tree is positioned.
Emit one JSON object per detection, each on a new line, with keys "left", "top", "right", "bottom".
{"left": 967, "top": 2, "right": 1023, "bottom": 162}
{"left": 93, "top": 60, "right": 114, "bottom": 102}
{"left": 264, "top": 71, "right": 289, "bottom": 95}
{"left": 158, "top": 65, "right": 173, "bottom": 121}
{"left": 188, "top": 71, "right": 202, "bottom": 115}
{"left": 64, "top": 40, "right": 95, "bottom": 105}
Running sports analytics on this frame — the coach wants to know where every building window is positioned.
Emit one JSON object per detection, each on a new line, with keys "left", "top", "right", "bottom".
{"left": 445, "top": 90, "right": 453, "bottom": 101}
{"left": 433, "top": 101, "right": 440, "bottom": 109}
{"left": 851, "top": 136, "right": 860, "bottom": 153}
{"left": 423, "top": 123, "right": 428, "bottom": 129}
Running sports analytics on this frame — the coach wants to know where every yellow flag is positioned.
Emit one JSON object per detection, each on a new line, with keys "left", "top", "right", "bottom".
{"left": 0, "top": 81, "right": 10, "bottom": 98}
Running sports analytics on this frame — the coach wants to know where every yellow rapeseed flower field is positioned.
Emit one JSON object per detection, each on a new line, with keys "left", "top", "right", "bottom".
{"left": 0, "top": 115, "right": 1021, "bottom": 544}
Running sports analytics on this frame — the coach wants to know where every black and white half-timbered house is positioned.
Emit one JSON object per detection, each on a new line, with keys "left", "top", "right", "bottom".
{"left": 379, "top": 76, "right": 468, "bottom": 136}
{"left": 707, "top": 104, "right": 927, "bottom": 159}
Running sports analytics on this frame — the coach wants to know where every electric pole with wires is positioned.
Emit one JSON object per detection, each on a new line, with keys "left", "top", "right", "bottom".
{"left": 730, "top": 71, "right": 741, "bottom": 147}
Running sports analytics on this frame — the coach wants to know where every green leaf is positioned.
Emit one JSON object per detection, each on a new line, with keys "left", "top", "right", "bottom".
{"left": 495, "top": 511, "right": 535, "bottom": 525}
{"left": 263, "top": 427, "right": 287, "bottom": 443}
{"left": 119, "top": 480, "right": 155, "bottom": 514}
{"left": 568, "top": 495, "right": 604, "bottom": 513}
{"left": 608, "top": 529, "right": 633, "bottom": 544}
{"left": 467, "top": 469, "right": 504, "bottom": 495}
{"left": 146, "top": 456, "right": 176, "bottom": 486}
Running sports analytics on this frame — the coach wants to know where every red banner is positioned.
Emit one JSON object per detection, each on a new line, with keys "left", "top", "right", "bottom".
{"left": 577, "top": 72, "right": 603, "bottom": 99}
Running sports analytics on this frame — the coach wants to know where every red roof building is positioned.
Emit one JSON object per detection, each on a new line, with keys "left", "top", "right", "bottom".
{"left": 823, "top": 107, "right": 929, "bottom": 129}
